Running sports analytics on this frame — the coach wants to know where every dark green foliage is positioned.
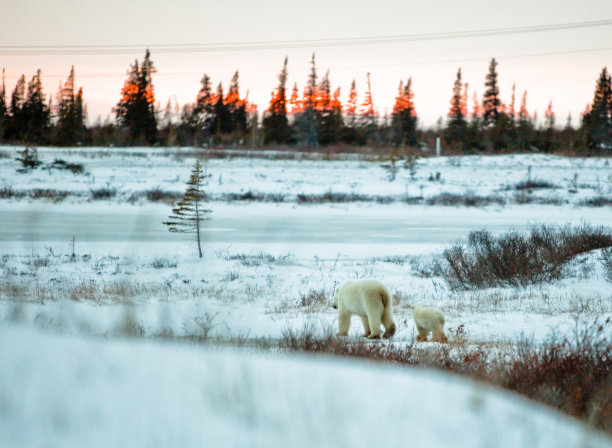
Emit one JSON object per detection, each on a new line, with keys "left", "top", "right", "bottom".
{"left": 212, "top": 83, "right": 232, "bottom": 136}
{"left": 444, "top": 68, "right": 468, "bottom": 150}
{"left": 515, "top": 90, "right": 534, "bottom": 151}
{"left": 294, "top": 54, "right": 319, "bottom": 148}
{"left": 262, "top": 57, "right": 293, "bottom": 145}
{"left": 115, "top": 49, "right": 158, "bottom": 145}
{"left": 163, "top": 160, "right": 211, "bottom": 258}
{"left": 482, "top": 58, "right": 501, "bottom": 128}
{"left": 314, "top": 71, "right": 342, "bottom": 145}
{"left": 224, "top": 71, "right": 248, "bottom": 136}
{"left": 55, "top": 66, "right": 86, "bottom": 146}
{"left": 6, "top": 70, "right": 50, "bottom": 144}
{"left": 8, "top": 75, "right": 27, "bottom": 141}
{"left": 188, "top": 74, "right": 215, "bottom": 145}
{"left": 583, "top": 67, "right": 612, "bottom": 151}
{"left": 391, "top": 78, "right": 418, "bottom": 146}
{"left": 0, "top": 69, "right": 7, "bottom": 140}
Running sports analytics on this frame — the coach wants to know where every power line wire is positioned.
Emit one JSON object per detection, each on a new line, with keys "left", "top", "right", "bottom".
{"left": 1, "top": 19, "right": 611, "bottom": 55}
{"left": 3, "top": 45, "right": 611, "bottom": 79}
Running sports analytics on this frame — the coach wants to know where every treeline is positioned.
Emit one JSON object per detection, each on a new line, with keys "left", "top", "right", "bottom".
{"left": 0, "top": 50, "right": 610, "bottom": 153}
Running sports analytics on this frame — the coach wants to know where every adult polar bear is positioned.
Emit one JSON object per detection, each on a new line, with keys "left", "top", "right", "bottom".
{"left": 333, "top": 280, "right": 396, "bottom": 339}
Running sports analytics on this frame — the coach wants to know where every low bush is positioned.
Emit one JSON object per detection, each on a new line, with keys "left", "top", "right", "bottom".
{"left": 514, "top": 179, "right": 558, "bottom": 190}
{"left": 578, "top": 196, "right": 612, "bottom": 207}
{"left": 30, "top": 189, "right": 69, "bottom": 202}
{"left": 49, "top": 159, "right": 85, "bottom": 174}
{"left": 435, "top": 224, "right": 612, "bottom": 289}
{"left": 425, "top": 193, "right": 505, "bottom": 207}
{"left": 90, "top": 186, "right": 118, "bottom": 200}
{"left": 275, "top": 319, "right": 612, "bottom": 434}
{"left": 145, "top": 188, "right": 183, "bottom": 203}
{"left": 298, "top": 288, "right": 328, "bottom": 307}
{"left": 296, "top": 192, "right": 372, "bottom": 204}
{"left": 500, "top": 319, "right": 612, "bottom": 433}
{"left": 150, "top": 258, "right": 178, "bottom": 269}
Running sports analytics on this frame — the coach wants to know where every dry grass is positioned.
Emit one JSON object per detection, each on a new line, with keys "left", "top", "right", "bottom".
{"left": 273, "top": 318, "right": 612, "bottom": 435}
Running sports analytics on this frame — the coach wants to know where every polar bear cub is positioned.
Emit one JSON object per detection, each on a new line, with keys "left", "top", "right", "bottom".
{"left": 333, "top": 279, "right": 396, "bottom": 339}
{"left": 412, "top": 305, "right": 447, "bottom": 343}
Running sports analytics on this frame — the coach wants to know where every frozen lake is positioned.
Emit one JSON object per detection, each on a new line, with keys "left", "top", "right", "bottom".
{"left": 2, "top": 202, "right": 611, "bottom": 252}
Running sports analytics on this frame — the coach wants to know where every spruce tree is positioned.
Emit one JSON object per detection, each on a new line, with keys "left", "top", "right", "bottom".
{"left": 465, "top": 91, "right": 485, "bottom": 152}
{"left": 225, "top": 71, "right": 247, "bottom": 135}
{"left": 288, "top": 82, "right": 301, "bottom": 116}
{"left": 56, "top": 66, "right": 85, "bottom": 145}
{"left": 391, "top": 77, "right": 417, "bottom": 146}
{"left": 213, "top": 82, "right": 231, "bottom": 136}
{"left": 24, "top": 69, "right": 50, "bottom": 144}
{"left": 583, "top": 66, "right": 611, "bottom": 150}
{"left": 163, "top": 160, "right": 211, "bottom": 258}
{"left": 360, "top": 72, "right": 379, "bottom": 144}
{"left": 482, "top": 58, "right": 501, "bottom": 128}
{"left": 262, "top": 57, "right": 292, "bottom": 144}
{"left": 193, "top": 74, "right": 215, "bottom": 142}
{"left": 445, "top": 68, "right": 468, "bottom": 149}
{"left": 541, "top": 100, "right": 555, "bottom": 152}
{"left": 8, "top": 75, "right": 26, "bottom": 141}
{"left": 296, "top": 53, "right": 318, "bottom": 147}
{"left": 0, "top": 69, "right": 7, "bottom": 141}
{"left": 516, "top": 90, "right": 534, "bottom": 150}
{"left": 315, "top": 70, "right": 342, "bottom": 145}
{"left": 345, "top": 79, "right": 358, "bottom": 129}
{"left": 115, "top": 49, "right": 158, "bottom": 145}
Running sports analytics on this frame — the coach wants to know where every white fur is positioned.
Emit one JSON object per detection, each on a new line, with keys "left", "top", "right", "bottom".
{"left": 334, "top": 280, "right": 396, "bottom": 339}
{"left": 412, "top": 305, "right": 447, "bottom": 343}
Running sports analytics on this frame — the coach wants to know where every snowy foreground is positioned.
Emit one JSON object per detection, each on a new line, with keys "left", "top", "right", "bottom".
{"left": 1, "top": 324, "right": 610, "bottom": 448}
{"left": 1, "top": 147, "right": 612, "bottom": 445}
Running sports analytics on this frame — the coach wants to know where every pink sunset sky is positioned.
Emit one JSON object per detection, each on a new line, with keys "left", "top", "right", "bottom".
{"left": 1, "top": 0, "right": 611, "bottom": 127}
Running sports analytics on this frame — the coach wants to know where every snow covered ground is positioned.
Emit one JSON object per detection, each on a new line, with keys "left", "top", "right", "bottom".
{"left": 1, "top": 323, "right": 610, "bottom": 448}
{"left": 1, "top": 146, "right": 611, "bottom": 445}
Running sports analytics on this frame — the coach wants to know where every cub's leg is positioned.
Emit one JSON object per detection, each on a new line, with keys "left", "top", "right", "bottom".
{"left": 360, "top": 315, "right": 371, "bottom": 337}
{"left": 416, "top": 325, "right": 429, "bottom": 342}
{"left": 432, "top": 329, "right": 448, "bottom": 343}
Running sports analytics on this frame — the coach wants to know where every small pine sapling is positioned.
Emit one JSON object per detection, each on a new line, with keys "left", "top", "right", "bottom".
{"left": 163, "top": 160, "right": 211, "bottom": 258}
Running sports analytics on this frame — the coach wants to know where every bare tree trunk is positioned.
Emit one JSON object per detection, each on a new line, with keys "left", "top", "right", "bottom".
{"left": 195, "top": 195, "right": 202, "bottom": 258}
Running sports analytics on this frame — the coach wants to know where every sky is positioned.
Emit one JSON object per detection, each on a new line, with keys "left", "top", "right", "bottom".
{"left": 1, "top": 0, "right": 611, "bottom": 127}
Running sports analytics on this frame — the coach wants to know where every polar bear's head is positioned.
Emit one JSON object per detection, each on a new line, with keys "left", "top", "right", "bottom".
{"left": 332, "top": 289, "right": 339, "bottom": 309}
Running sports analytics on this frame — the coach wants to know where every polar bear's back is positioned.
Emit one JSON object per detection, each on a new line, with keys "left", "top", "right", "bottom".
{"left": 338, "top": 279, "right": 390, "bottom": 314}
{"left": 340, "top": 279, "right": 390, "bottom": 302}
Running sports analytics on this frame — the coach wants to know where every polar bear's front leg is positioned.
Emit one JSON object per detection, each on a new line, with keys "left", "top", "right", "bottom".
{"left": 360, "top": 316, "right": 371, "bottom": 337}
{"left": 366, "top": 312, "right": 381, "bottom": 339}
{"left": 337, "top": 310, "right": 351, "bottom": 336}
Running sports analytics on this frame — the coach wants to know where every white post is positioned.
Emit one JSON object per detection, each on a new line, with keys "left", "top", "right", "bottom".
{"left": 435, "top": 137, "right": 441, "bottom": 157}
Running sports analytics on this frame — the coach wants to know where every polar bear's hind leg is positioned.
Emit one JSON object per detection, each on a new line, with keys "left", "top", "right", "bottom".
{"left": 360, "top": 316, "right": 371, "bottom": 337}
{"left": 366, "top": 311, "right": 382, "bottom": 339}
{"left": 382, "top": 306, "right": 396, "bottom": 339}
